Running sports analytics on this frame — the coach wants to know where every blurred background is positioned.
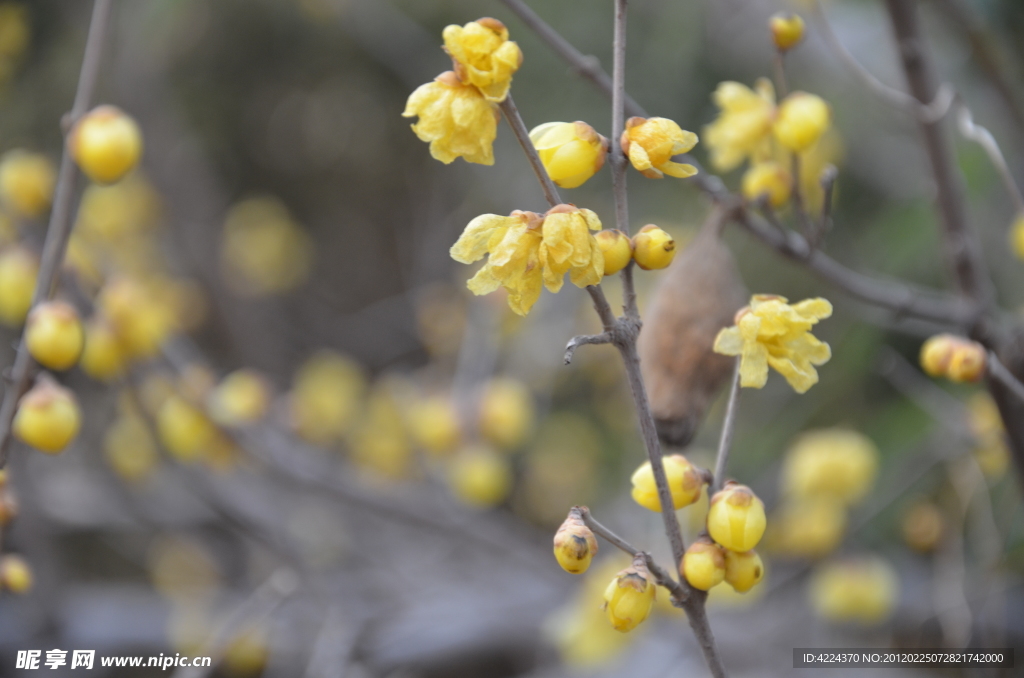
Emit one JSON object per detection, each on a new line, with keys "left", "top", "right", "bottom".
{"left": 0, "top": 0, "right": 1022, "bottom": 675}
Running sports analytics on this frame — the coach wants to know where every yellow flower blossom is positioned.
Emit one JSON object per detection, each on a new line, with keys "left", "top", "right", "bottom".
{"left": 704, "top": 79, "right": 776, "bottom": 172}
{"left": 443, "top": 18, "right": 522, "bottom": 102}
{"left": 620, "top": 117, "right": 698, "bottom": 179}
{"left": 713, "top": 294, "right": 832, "bottom": 393}
{"left": 403, "top": 71, "right": 498, "bottom": 165}
{"left": 774, "top": 92, "right": 831, "bottom": 152}
{"left": 450, "top": 205, "right": 604, "bottom": 315}
{"left": 529, "top": 121, "right": 608, "bottom": 189}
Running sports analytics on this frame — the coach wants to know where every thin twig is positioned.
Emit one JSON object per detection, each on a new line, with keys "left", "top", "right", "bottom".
{"left": 563, "top": 332, "right": 612, "bottom": 365}
{"left": 987, "top": 352, "right": 1024, "bottom": 404}
{"left": 818, "top": 164, "right": 838, "bottom": 245}
{"left": 0, "top": 0, "right": 114, "bottom": 467}
{"left": 609, "top": 0, "right": 639, "bottom": 321}
{"left": 712, "top": 360, "right": 741, "bottom": 494}
{"left": 772, "top": 52, "right": 789, "bottom": 99}
{"left": 498, "top": 95, "right": 561, "bottom": 208}
{"left": 955, "top": 103, "right": 1024, "bottom": 214}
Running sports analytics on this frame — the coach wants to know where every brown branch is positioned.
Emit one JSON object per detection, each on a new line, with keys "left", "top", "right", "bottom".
{"left": 711, "top": 360, "right": 741, "bottom": 494}
{"left": 987, "top": 352, "right": 1024, "bottom": 405}
{"left": 498, "top": 94, "right": 561, "bottom": 208}
{"left": 0, "top": 0, "right": 114, "bottom": 467}
{"left": 563, "top": 332, "right": 612, "bottom": 365}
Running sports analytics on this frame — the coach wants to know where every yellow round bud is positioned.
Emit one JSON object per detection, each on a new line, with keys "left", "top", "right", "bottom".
{"left": 774, "top": 93, "right": 830, "bottom": 153}
{"left": 810, "top": 556, "right": 899, "bottom": 624}
{"left": 553, "top": 507, "right": 599, "bottom": 574}
{"left": 478, "top": 377, "right": 534, "bottom": 450}
{"left": 0, "top": 150, "right": 56, "bottom": 218}
{"left": 79, "top": 315, "right": 126, "bottom": 381}
{"left": 0, "top": 554, "right": 33, "bottom": 593}
{"left": 630, "top": 454, "right": 705, "bottom": 512}
{"left": 69, "top": 105, "right": 143, "bottom": 184}
{"left": 104, "top": 413, "right": 159, "bottom": 483}
{"left": 529, "top": 121, "right": 608, "bottom": 189}
{"left": 156, "top": 395, "right": 216, "bottom": 462}
{"left": 1009, "top": 212, "right": 1024, "bottom": 261}
{"left": 448, "top": 445, "right": 512, "bottom": 508}
{"left": 902, "top": 501, "right": 944, "bottom": 552}
{"left": 222, "top": 627, "right": 269, "bottom": 677}
{"left": 207, "top": 369, "right": 272, "bottom": 426}
{"left": 742, "top": 161, "right": 791, "bottom": 208}
{"left": 920, "top": 333, "right": 956, "bottom": 377}
{"left": 13, "top": 378, "right": 81, "bottom": 453}
{"left": 769, "top": 13, "right": 805, "bottom": 51}
{"left": 25, "top": 300, "right": 85, "bottom": 371}
{"left": 603, "top": 555, "right": 656, "bottom": 632}
{"left": 946, "top": 341, "right": 986, "bottom": 382}
{"left": 707, "top": 481, "right": 767, "bottom": 552}
{"left": 288, "top": 350, "right": 364, "bottom": 445}
{"left": 0, "top": 246, "right": 39, "bottom": 326}
{"left": 595, "top": 229, "right": 633, "bottom": 276}
{"left": 407, "top": 395, "right": 461, "bottom": 455}
{"left": 631, "top": 224, "right": 676, "bottom": 270}
{"left": 724, "top": 549, "right": 764, "bottom": 592}
{"left": 682, "top": 538, "right": 726, "bottom": 591}
{"left": 782, "top": 428, "right": 878, "bottom": 505}
{"left": 0, "top": 5, "right": 29, "bottom": 61}
{"left": 770, "top": 497, "right": 846, "bottom": 558}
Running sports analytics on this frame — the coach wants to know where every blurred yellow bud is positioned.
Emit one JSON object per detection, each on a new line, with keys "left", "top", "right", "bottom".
{"left": 782, "top": 428, "right": 878, "bottom": 505}
{"left": 156, "top": 395, "right": 217, "bottom": 462}
{"left": 682, "top": 537, "right": 726, "bottom": 591}
{"left": 207, "top": 369, "right": 272, "bottom": 426}
{"left": 221, "top": 197, "right": 313, "bottom": 297}
{"left": 407, "top": 395, "right": 461, "bottom": 455}
{"left": 479, "top": 377, "right": 534, "bottom": 450}
{"left": 104, "top": 411, "right": 160, "bottom": 483}
{"left": 774, "top": 93, "right": 830, "bottom": 153}
{"left": 902, "top": 501, "right": 944, "bottom": 553}
{"left": 811, "top": 556, "right": 898, "bottom": 624}
{"left": 13, "top": 377, "right": 81, "bottom": 453}
{"left": 79, "top": 315, "right": 126, "bottom": 381}
{"left": 630, "top": 454, "right": 705, "bottom": 512}
{"left": 25, "top": 300, "right": 84, "bottom": 371}
{"left": 770, "top": 13, "right": 805, "bottom": 51}
{"left": 69, "top": 105, "right": 143, "bottom": 184}
{"left": 0, "top": 5, "right": 29, "bottom": 60}
{"left": 621, "top": 116, "right": 698, "bottom": 179}
{"left": 0, "top": 150, "right": 55, "bottom": 218}
{"left": 403, "top": 71, "right": 498, "bottom": 166}
{"left": 529, "top": 121, "right": 607, "bottom": 189}
{"left": 1010, "top": 213, "right": 1024, "bottom": 260}
{"left": 631, "top": 224, "right": 676, "bottom": 270}
{"left": 0, "top": 245, "right": 38, "bottom": 326}
{"left": 603, "top": 554, "right": 656, "bottom": 632}
{"left": 222, "top": 626, "right": 269, "bottom": 677}
{"left": 148, "top": 534, "right": 220, "bottom": 600}
{"left": 704, "top": 79, "right": 776, "bottom": 172}
{"left": 289, "top": 351, "right": 364, "bottom": 445}
{"left": 443, "top": 17, "right": 522, "bottom": 102}
{"left": 595, "top": 229, "right": 632, "bottom": 276}
{"left": 770, "top": 497, "right": 846, "bottom": 558}
{"left": 724, "top": 549, "right": 764, "bottom": 593}
{"left": 448, "top": 445, "right": 511, "bottom": 507}
{"left": 76, "top": 174, "right": 160, "bottom": 241}
{"left": 0, "top": 554, "right": 32, "bottom": 593}
{"left": 707, "top": 482, "right": 767, "bottom": 552}
{"left": 553, "top": 506, "right": 598, "bottom": 574}
{"left": 349, "top": 383, "right": 412, "bottom": 478}
{"left": 742, "top": 161, "right": 791, "bottom": 207}
{"left": 919, "top": 334, "right": 986, "bottom": 382}
{"left": 97, "top": 277, "right": 176, "bottom": 359}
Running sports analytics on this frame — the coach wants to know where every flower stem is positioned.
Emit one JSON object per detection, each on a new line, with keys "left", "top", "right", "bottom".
{"left": 712, "top": 359, "right": 742, "bottom": 494}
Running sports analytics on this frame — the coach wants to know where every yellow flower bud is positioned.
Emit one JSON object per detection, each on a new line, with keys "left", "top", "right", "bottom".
{"left": 810, "top": 556, "right": 898, "bottom": 624}
{"left": 742, "top": 161, "right": 791, "bottom": 208}
{"left": 773, "top": 93, "right": 830, "bottom": 153}
{"left": 769, "top": 13, "right": 805, "bottom": 52}
{"left": 0, "top": 150, "right": 55, "bottom": 218}
{"left": 69, "top": 105, "right": 144, "bottom": 184}
{"left": 104, "top": 412, "right": 160, "bottom": 483}
{"left": 902, "top": 501, "right": 944, "bottom": 553}
{"left": 0, "top": 554, "right": 33, "bottom": 593}
{"left": 631, "top": 224, "right": 676, "bottom": 270}
{"left": 707, "top": 481, "right": 767, "bottom": 552}
{"left": 25, "top": 300, "right": 85, "bottom": 371}
{"left": 0, "top": 246, "right": 39, "bottom": 327}
{"left": 222, "top": 627, "right": 269, "bottom": 677}
{"left": 620, "top": 117, "right": 698, "bottom": 179}
{"left": 221, "top": 197, "right": 313, "bottom": 297}
{"left": 682, "top": 537, "right": 726, "bottom": 591}
{"left": 97, "top": 278, "right": 176, "bottom": 360}
{"left": 603, "top": 554, "right": 656, "bottom": 632}
{"left": 920, "top": 333, "right": 956, "bottom": 377}
{"left": 443, "top": 17, "right": 523, "bottom": 102}
{"left": 403, "top": 71, "right": 499, "bottom": 166}
{"left": 630, "top": 454, "right": 705, "bottom": 512}
{"left": 595, "top": 229, "right": 632, "bottom": 276}
{"left": 770, "top": 497, "right": 846, "bottom": 558}
{"left": 448, "top": 445, "right": 511, "bottom": 508}
{"left": 1009, "top": 212, "right": 1024, "bottom": 260}
{"left": 529, "top": 121, "right": 608, "bottom": 189}
{"left": 919, "top": 334, "right": 986, "bottom": 382}
{"left": 79, "top": 315, "right": 126, "bottom": 381}
{"left": 782, "top": 428, "right": 878, "bottom": 506}
{"left": 479, "top": 377, "right": 534, "bottom": 450}
{"left": 553, "top": 506, "right": 598, "bottom": 574}
{"left": 156, "top": 395, "right": 217, "bottom": 462}
{"left": 13, "top": 378, "right": 81, "bottom": 453}
{"left": 289, "top": 351, "right": 364, "bottom": 445}
{"left": 0, "top": 5, "right": 29, "bottom": 61}
{"left": 407, "top": 395, "right": 461, "bottom": 456}
{"left": 724, "top": 549, "right": 764, "bottom": 592}
{"left": 207, "top": 369, "right": 272, "bottom": 426}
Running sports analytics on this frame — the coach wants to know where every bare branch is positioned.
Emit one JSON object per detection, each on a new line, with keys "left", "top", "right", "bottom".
{"left": 955, "top": 104, "right": 1024, "bottom": 214}
{"left": 711, "top": 360, "right": 741, "bottom": 494}
{"left": 563, "top": 332, "right": 612, "bottom": 365}
{"left": 498, "top": 94, "right": 561, "bottom": 208}
{"left": 987, "top": 352, "right": 1024, "bottom": 405}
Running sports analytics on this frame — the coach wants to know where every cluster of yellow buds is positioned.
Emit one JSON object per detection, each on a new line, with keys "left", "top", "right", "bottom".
{"left": 919, "top": 333, "right": 987, "bottom": 383}
{"left": 530, "top": 121, "right": 608, "bottom": 189}
{"left": 553, "top": 506, "right": 598, "bottom": 574}
{"left": 681, "top": 482, "right": 767, "bottom": 594}
{"left": 594, "top": 224, "right": 678, "bottom": 276}
{"left": 404, "top": 18, "right": 522, "bottom": 165}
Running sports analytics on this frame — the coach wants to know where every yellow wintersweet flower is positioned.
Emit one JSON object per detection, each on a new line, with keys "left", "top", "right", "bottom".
{"left": 713, "top": 294, "right": 832, "bottom": 393}
{"left": 403, "top": 71, "right": 498, "bottom": 165}
{"left": 774, "top": 92, "right": 831, "bottom": 153}
{"left": 443, "top": 18, "right": 522, "bottom": 103}
{"left": 450, "top": 205, "right": 604, "bottom": 315}
{"left": 742, "top": 161, "right": 791, "bottom": 208}
{"left": 603, "top": 555, "right": 657, "bottom": 632}
{"left": 704, "top": 79, "right": 776, "bottom": 172}
{"left": 620, "top": 117, "right": 698, "bottom": 179}
{"left": 529, "top": 121, "right": 608, "bottom": 189}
